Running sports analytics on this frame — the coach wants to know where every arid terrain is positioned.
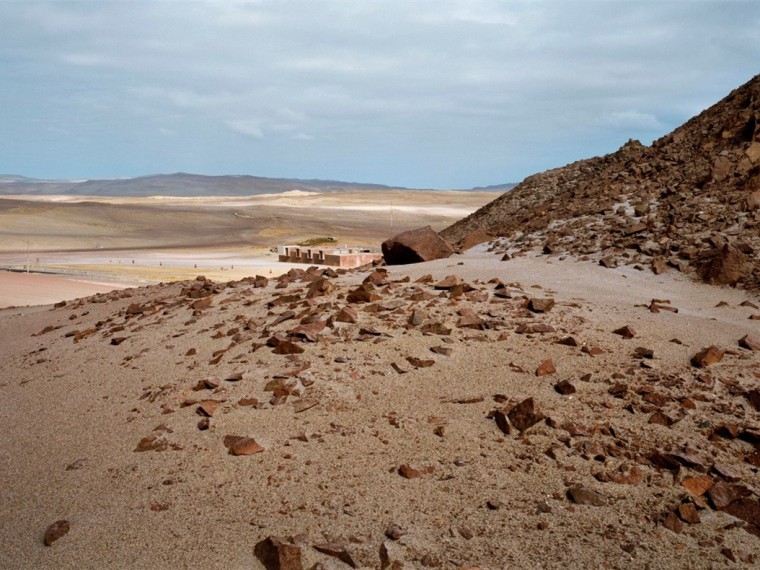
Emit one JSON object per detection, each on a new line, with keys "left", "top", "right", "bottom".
{"left": 0, "top": 189, "right": 494, "bottom": 305}
{"left": 1, "top": 75, "right": 760, "bottom": 570}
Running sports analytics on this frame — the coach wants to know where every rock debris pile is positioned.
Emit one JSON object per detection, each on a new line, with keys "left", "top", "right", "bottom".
{"left": 442, "top": 74, "right": 760, "bottom": 289}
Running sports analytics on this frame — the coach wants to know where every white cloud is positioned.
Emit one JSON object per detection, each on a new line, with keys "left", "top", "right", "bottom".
{"left": 226, "top": 119, "right": 265, "bottom": 139}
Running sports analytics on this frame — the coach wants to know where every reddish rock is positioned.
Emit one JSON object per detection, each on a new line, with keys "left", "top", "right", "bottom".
{"left": 535, "top": 359, "right": 556, "bottom": 377}
{"left": 406, "top": 356, "right": 434, "bottom": 368}
{"left": 134, "top": 434, "right": 168, "bottom": 452}
{"left": 691, "top": 346, "right": 724, "bottom": 367}
{"left": 434, "top": 275, "right": 461, "bottom": 290}
{"left": 528, "top": 298, "right": 555, "bottom": 313}
{"left": 224, "top": 435, "right": 264, "bottom": 456}
{"left": 493, "top": 409, "right": 511, "bottom": 435}
{"left": 254, "top": 536, "right": 303, "bottom": 570}
{"left": 43, "top": 520, "right": 70, "bottom": 546}
{"left": 681, "top": 476, "right": 715, "bottom": 497}
{"left": 191, "top": 296, "right": 212, "bottom": 310}
{"left": 457, "top": 308, "right": 485, "bottom": 329}
{"left": 739, "top": 334, "right": 760, "bottom": 351}
{"left": 196, "top": 400, "right": 219, "bottom": 417}
{"left": 272, "top": 341, "right": 305, "bottom": 355}
{"left": 708, "top": 481, "right": 751, "bottom": 510}
{"left": 382, "top": 226, "right": 454, "bottom": 265}
{"left": 662, "top": 511, "right": 683, "bottom": 534}
{"left": 335, "top": 307, "right": 358, "bottom": 323}
{"left": 697, "top": 244, "right": 753, "bottom": 286}
{"left": 612, "top": 325, "right": 636, "bottom": 339}
{"left": 677, "top": 503, "right": 701, "bottom": 524}
{"left": 313, "top": 543, "right": 357, "bottom": 568}
{"left": 507, "top": 397, "right": 545, "bottom": 432}
{"left": 554, "top": 380, "right": 576, "bottom": 395}
{"left": 398, "top": 463, "right": 435, "bottom": 479}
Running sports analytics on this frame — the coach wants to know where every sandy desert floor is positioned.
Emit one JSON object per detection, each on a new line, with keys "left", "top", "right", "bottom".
{"left": 1, "top": 244, "right": 758, "bottom": 569}
{"left": 0, "top": 190, "right": 494, "bottom": 308}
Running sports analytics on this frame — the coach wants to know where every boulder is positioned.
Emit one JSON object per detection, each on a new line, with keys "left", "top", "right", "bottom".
{"left": 382, "top": 226, "right": 454, "bottom": 265}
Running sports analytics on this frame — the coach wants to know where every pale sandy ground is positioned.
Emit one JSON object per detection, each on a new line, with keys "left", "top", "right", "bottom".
{"left": 0, "top": 190, "right": 494, "bottom": 307}
{"left": 1, "top": 246, "right": 758, "bottom": 569}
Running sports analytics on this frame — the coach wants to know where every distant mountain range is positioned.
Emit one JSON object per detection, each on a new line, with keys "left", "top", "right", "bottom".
{"left": 0, "top": 172, "right": 512, "bottom": 197}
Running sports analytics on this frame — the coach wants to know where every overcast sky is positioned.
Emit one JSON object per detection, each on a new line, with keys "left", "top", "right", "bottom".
{"left": 1, "top": 1, "right": 758, "bottom": 188}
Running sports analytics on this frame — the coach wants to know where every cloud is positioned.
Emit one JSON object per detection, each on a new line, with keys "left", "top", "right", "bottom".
{"left": 0, "top": 1, "right": 758, "bottom": 187}
{"left": 226, "top": 119, "right": 265, "bottom": 140}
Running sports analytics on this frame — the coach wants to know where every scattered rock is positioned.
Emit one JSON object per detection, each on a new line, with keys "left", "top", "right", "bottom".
{"left": 224, "top": 435, "right": 264, "bottom": 456}
{"left": 613, "top": 325, "right": 636, "bottom": 339}
{"left": 535, "top": 359, "right": 556, "bottom": 377}
{"left": 43, "top": 520, "right": 70, "bottom": 546}
{"left": 398, "top": 463, "right": 435, "bottom": 479}
{"left": 528, "top": 298, "right": 555, "bottom": 313}
{"left": 691, "top": 346, "right": 724, "bottom": 368}
{"left": 254, "top": 536, "right": 303, "bottom": 570}
{"left": 567, "top": 485, "right": 606, "bottom": 507}
{"left": 507, "top": 398, "right": 545, "bottom": 432}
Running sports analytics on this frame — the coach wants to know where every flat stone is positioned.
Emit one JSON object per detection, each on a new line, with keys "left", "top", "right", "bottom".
{"left": 739, "top": 334, "right": 760, "bottom": 351}
{"left": 567, "top": 485, "right": 606, "bottom": 506}
{"left": 313, "top": 542, "right": 357, "bottom": 568}
{"left": 613, "top": 325, "right": 636, "bottom": 339}
{"left": 398, "top": 463, "right": 434, "bottom": 479}
{"left": 43, "top": 520, "right": 70, "bottom": 546}
{"left": 681, "top": 475, "right": 714, "bottom": 497}
{"left": 224, "top": 435, "right": 264, "bottom": 456}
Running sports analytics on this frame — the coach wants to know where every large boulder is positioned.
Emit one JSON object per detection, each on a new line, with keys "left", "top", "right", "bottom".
{"left": 382, "top": 226, "right": 454, "bottom": 265}
{"left": 697, "top": 244, "right": 753, "bottom": 286}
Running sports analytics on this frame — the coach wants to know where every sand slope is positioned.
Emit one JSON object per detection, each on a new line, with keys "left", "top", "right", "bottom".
{"left": 1, "top": 248, "right": 758, "bottom": 569}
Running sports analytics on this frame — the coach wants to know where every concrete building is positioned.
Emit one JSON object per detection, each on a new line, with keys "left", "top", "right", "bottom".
{"left": 278, "top": 245, "right": 382, "bottom": 269}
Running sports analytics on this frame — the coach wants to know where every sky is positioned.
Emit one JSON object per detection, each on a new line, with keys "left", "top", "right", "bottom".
{"left": 1, "top": 1, "right": 759, "bottom": 189}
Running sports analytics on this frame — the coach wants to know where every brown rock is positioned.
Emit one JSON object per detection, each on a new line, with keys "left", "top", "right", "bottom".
{"left": 739, "top": 334, "right": 760, "bottom": 351}
{"left": 697, "top": 245, "right": 752, "bottom": 286}
{"left": 691, "top": 346, "right": 724, "bottom": 367}
{"left": 196, "top": 400, "right": 219, "bottom": 417}
{"left": 398, "top": 463, "right": 434, "bottom": 479}
{"left": 535, "top": 359, "right": 556, "bottom": 377}
{"left": 493, "top": 409, "right": 511, "bottom": 435}
{"left": 457, "top": 308, "right": 485, "bottom": 329}
{"left": 708, "top": 481, "right": 751, "bottom": 510}
{"left": 382, "top": 226, "right": 454, "bottom": 265}
{"left": 254, "top": 536, "right": 303, "bottom": 570}
{"left": 662, "top": 511, "right": 683, "bottom": 534}
{"left": 434, "top": 275, "right": 461, "bottom": 290}
{"left": 430, "top": 345, "right": 452, "bottom": 357}
{"left": 406, "top": 356, "right": 434, "bottom": 368}
{"left": 554, "top": 380, "right": 576, "bottom": 395}
{"left": 191, "top": 296, "right": 212, "bottom": 310}
{"left": 507, "top": 397, "right": 545, "bottom": 432}
{"left": 313, "top": 543, "right": 357, "bottom": 568}
{"left": 676, "top": 504, "right": 699, "bottom": 526}
{"left": 613, "top": 325, "right": 636, "bottom": 339}
{"left": 528, "top": 298, "right": 555, "bottom": 313}
{"left": 723, "top": 498, "right": 760, "bottom": 537}
{"left": 43, "top": 520, "right": 70, "bottom": 546}
{"left": 567, "top": 485, "right": 606, "bottom": 506}
{"left": 681, "top": 476, "right": 713, "bottom": 497}
{"left": 224, "top": 435, "right": 264, "bottom": 456}
{"left": 457, "top": 228, "right": 493, "bottom": 250}
{"left": 273, "top": 341, "right": 305, "bottom": 355}
{"left": 335, "top": 306, "right": 358, "bottom": 323}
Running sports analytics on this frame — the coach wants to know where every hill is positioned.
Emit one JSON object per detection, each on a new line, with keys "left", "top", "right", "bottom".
{"left": 0, "top": 172, "right": 407, "bottom": 197}
{"left": 441, "top": 74, "right": 760, "bottom": 289}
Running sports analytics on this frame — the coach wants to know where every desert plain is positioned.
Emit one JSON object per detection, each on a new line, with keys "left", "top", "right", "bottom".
{"left": 0, "top": 185, "right": 758, "bottom": 569}
{"left": 0, "top": 189, "right": 492, "bottom": 306}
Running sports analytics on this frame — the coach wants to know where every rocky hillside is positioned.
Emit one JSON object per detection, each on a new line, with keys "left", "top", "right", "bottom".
{"left": 441, "top": 74, "right": 760, "bottom": 289}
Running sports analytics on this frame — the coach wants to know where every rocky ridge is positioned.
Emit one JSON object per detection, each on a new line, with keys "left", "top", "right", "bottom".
{"left": 441, "top": 74, "right": 760, "bottom": 289}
